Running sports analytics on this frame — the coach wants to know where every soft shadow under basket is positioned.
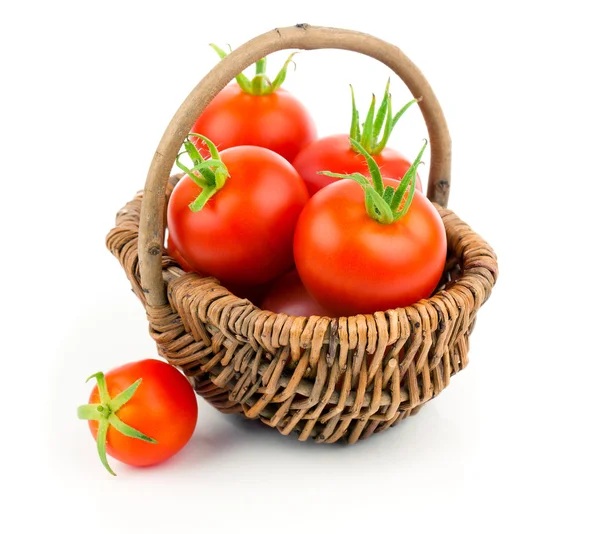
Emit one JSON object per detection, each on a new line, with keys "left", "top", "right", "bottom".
{"left": 106, "top": 25, "right": 498, "bottom": 444}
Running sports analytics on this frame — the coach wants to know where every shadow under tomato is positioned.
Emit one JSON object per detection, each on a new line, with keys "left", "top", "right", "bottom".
{"left": 163, "top": 428, "right": 241, "bottom": 467}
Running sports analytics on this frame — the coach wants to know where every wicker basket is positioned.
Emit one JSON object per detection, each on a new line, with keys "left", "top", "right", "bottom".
{"left": 106, "top": 25, "right": 498, "bottom": 444}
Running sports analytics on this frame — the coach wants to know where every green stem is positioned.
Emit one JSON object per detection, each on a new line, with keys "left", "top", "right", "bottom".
{"left": 77, "top": 404, "right": 104, "bottom": 420}
{"left": 348, "top": 138, "right": 384, "bottom": 196}
{"left": 210, "top": 45, "right": 296, "bottom": 95}
{"left": 175, "top": 134, "right": 230, "bottom": 212}
{"left": 270, "top": 53, "right": 297, "bottom": 91}
{"left": 391, "top": 140, "right": 428, "bottom": 220}
{"left": 372, "top": 78, "right": 391, "bottom": 142}
{"left": 109, "top": 379, "right": 142, "bottom": 412}
{"left": 86, "top": 372, "right": 110, "bottom": 404}
{"left": 373, "top": 92, "right": 395, "bottom": 155}
{"left": 317, "top": 139, "right": 428, "bottom": 224}
{"left": 109, "top": 414, "right": 158, "bottom": 443}
{"left": 209, "top": 43, "right": 228, "bottom": 59}
{"left": 251, "top": 73, "right": 271, "bottom": 95}
{"left": 348, "top": 82, "right": 420, "bottom": 156}
{"left": 175, "top": 154, "right": 209, "bottom": 188}
{"left": 189, "top": 187, "right": 219, "bottom": 212}
{"left": 188, "top": 133, "right": 219, "bottom": 159}
{"left": 78, "top": 372, "right": 157, "bottom": 476}
{"left": 349, "top": 85, "right": 361, "bottom": 142}
{"left": 383, "top": 185, "right": 395, "bottom": 203}
{"left": 255, "top": 57, "right": 267, "bottom": 76}
{"left": 366, "top": 187, "right": 394, "bottom": 224}
{"left": 209, "top": 43, "right": 252, "bottom": 92}
{"left": 96, "top": 420, "right": 116, "bottom": 476}
{"left": 360, "top": 94, "right": 376, "bottom": 153}
{"left": 391, "top": 96, "right": 422, "bottom": 130}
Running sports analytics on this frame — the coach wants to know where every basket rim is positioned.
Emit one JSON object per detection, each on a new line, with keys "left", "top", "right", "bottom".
{"left": 159, "top": 182, "right": 498, "bottom": 323}
{"left": 109, "top": 174, "right": 498, "bottom": 357}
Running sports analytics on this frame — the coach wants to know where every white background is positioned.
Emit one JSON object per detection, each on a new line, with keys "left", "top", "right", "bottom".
{"left": 2, "top": 1, "right": 599, "bottom": 532}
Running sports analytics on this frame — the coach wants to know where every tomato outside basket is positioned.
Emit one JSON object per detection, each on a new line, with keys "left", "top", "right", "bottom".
{"left": 106, "top": 25, "right": 498, "bottom": 444}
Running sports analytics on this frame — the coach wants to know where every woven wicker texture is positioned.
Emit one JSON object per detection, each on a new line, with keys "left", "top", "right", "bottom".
{"left": 107, "top": 175, "right": 497, "bottom": 443}
{"left": 106, "top": 25, "right": 498, "bottom": 443}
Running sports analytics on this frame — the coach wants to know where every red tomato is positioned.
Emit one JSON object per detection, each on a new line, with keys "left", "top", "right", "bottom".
{"left": 168, "top": 146, "right": 308, "bottom": 286}
{"left": 261, "top": 270, "right": 332, "bottom": 317}
{"left": 167, "top": 234, "right": 267, "bottom": 303}
{"left": 168, "top": 229, "right": 269, "bottom": 304}
{"left": 191, "top": 84, "right": 316, "bottom": 163}
{"left": 292, "top": 134, "right": 423, "bottom": 197}
{"left": 166, "top": 234, "right": 193, "bottom": 272}
{"left": 80, "top": 359, "right": 198, "bottom": 474}
{"left": 294, "top": 177, "right": 446, "bottom": 316}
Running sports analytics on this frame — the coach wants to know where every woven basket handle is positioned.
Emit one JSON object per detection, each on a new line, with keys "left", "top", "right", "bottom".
{"left": 139, "top": 25, "right": 452, "bottom": 307}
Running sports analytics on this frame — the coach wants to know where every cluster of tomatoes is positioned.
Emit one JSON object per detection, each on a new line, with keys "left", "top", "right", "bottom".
{"left": 79, "top": 48, "right": 449, "bottom": 476}
{"left": 167, "top": 48, "right": 447, "bottom": 317}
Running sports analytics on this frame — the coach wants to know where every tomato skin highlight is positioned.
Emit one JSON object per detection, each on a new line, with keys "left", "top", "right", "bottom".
{"left": 261, "top": 270, "right": 332, "bottom": 317}
{"left": 87, "top": 359, "right": 198, "bottom": 468}
{"left": 191, "top": 85, "right": 317, "bottom": 163}
{"left": 292, "top": 134, "right": 423, "bottom": 197}
{"left": 167, "top": 146, "right": 309, "bottom": 286}
{"left": 293, "top": 178, "right": 446, "bottom": 316}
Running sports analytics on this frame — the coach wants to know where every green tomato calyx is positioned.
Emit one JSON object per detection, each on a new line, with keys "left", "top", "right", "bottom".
{"left": 349, "top": 80, "right": 421, "bottom": 155}
{"left": 319, "top": 138, "right": 428, "bottom": 224}
{"left": 77, "top": 372, "right": 157, "bottom": 476}
{"left": 210, "top": 43, "right": 297, "bottom": 96}
{"left": 175, "top": 134, "right": 229, "bottom": 212}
